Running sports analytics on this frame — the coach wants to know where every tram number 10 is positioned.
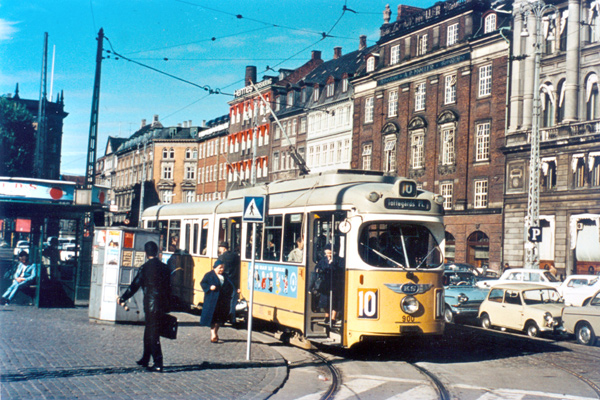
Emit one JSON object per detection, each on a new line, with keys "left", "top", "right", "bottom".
{"left": 357, "top": 289, "right": 378, "bottom": 319}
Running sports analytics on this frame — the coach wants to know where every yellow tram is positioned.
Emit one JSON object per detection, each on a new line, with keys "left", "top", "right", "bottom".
{"left": 142, "top": 170, "right": 446, "bottom": 348}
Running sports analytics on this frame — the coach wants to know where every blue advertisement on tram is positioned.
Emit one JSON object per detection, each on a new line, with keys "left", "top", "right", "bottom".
{"left": 248, "top": 263, "right": 298, "bottom": 298}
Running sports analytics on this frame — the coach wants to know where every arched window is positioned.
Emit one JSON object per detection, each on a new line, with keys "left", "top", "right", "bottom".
{"left": 466, "top": 231, "right": 489, "bottom": 268}
{"left": 541, "top": 157, "right": 557, "bottom": 190}
{"left": 586, "top": 74, "right": 600, "bottom": 120}
{"left": 185, "top": 148, "right": 192, "bottom": 159}
{"left": 572, "top": 155, "right": 586, "bottom": 188}
{"left": 366, "top": 56, "right": 375, "bottom": 73}
{"left": 484, "top": 13, "right": 496, "bottom": 33}
{"left": 556, "top": 79, "right": 566, "bottom": 123}
{"left": 169, "top": 148, "right": 175, "bottom": 159}
{"left": 162, "top": 148, "right": 168, "bottom": 159}
{"left": 540, "top": 83, "right": 555, "bottom": 128}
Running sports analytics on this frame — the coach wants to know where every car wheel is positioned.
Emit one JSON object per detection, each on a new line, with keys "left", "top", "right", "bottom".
{"left": 444, "top": 306, "right": 454, "bottom": 324}
{"left": 575, "top": 321, "right": 596, "bottom": 346}
{"left": 525, "top": 321, "right": 540, "bottom": 337}
{"left": 480, "top": 313, "right": 492, "bottom": 330}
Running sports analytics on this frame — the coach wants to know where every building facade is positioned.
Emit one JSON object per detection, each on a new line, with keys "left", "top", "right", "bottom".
{"left": 351, "top": 0, "right": 510, "bottom": 270}
{"left": 196, "top": 115, "right": 229, "bottom": 201}
{"left": 504, "top": 0, "right": 600, "bottom": 275}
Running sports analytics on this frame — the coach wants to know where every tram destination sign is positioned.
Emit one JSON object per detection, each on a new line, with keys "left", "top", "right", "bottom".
{"left": 385, "top": 198, "right": 431, "bottom": 211}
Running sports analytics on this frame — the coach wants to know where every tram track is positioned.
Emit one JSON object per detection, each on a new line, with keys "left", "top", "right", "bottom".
{"left": 410, "top": 363, "right": 452, "bottom": 400}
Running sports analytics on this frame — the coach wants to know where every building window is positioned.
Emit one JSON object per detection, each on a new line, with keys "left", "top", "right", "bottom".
{"left": 383, "top": 137, "right": 396, "bottom": 173}
{"left": 441, "top": 127, "right": 455, "bottom": 165}
{"left": 476, "top": 122, "right": 491, "bottom": 162}
{"left": 162, "top": 164, "right": 173, "bottom": 180}
{"left": 415, "top": 82, "right": 426, "bottom": 111}
{"left": 365, "top": 96, "right": 374, "bottom": 123}
{"left": 162, "top": 148, "right": 168, "bottom": 159}
{"left": 313, "top": 86, "right": 320, "bottom": 101}
{"left": 541, "top": 158, "right": 557, "bottom": 190}
{"left": 447, "top": 23, "right": 459, "bottom": 46}
{"left": 185, "top": 148, "right": 192, "bottom": 159}
{"left": 474, "top": 179, "right": 488, "bottom": 208}
{"left": 388, "top": 90, "right": 398, "bottom": 117}
{"left": 591, "top": 154, "right": 600, "bottom": 187}
{"left": 342, "top": 77, "right": 348, "bottom": 93}
{"left": 343, "top": 139, "right": 350, "bottom": 163}
{"left": 573, "top": 156, "right": 586, "bottom": 188}
{"left": 440, "top": 182, "right": 453, "bottom": 210}
{"left": 541, "top": 84, "right": 555, "bottom": 128}
{"left": 184, "top": 191, "right": 195, "bottom": 203}
{"left": 292, "top": 119, "right": 297, "bottom": 136}
{"left": 586, "top": 74, "right": 599, "bottom": 120}
{"left": 366, "top": 56, "right": 375, "bottom": 72}
{"left": 326, "top": 82, "right": 334, "bottom": 97}
{"left": 185, "top": 164, "right": 196, "bottom": 180}
{"left": 275, "top": 96, "right": 281, "bottom": 111}
{"left": 301, "top": 88, "right": 307, "bottom": 102}
{"left": 556, "top": 79, "right": 566, "bottom": 123}
{"left": 478, "top": 65, "right": 492, "bottom": 97}
{"left": 444, "top": 74, "right": 457, "bottom": 104}
{"left": 287, "top": 91, "right": 294, "bottom": 108}
{"left": 362, "top": 143, "right": 372, "bottom": 170}
{"left": 273, "top": 151, "right": 280, "bottom": 171}
{"left": 411, "top": 132, "right": 424, "bottom": 169}
{"left": 390, "top": 44, "right": 400, "bottom": 65}
{"left": 300, "top": 117, "right": 307, "bottom": 133}
{"left": 162, "top": 190, "right": 173, "bottom": 204}
{"left": 417, "top": 34, "right": 428, "bottom": 56}
{"left": 591, "top": 6, "right": 600, "bottom": 43}
{"left": 484, "top": 14, "right": 497, "bottom": 33}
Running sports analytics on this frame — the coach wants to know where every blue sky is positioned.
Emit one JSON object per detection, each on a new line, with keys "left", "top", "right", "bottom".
{"left": 1, "top": 0, "right": 433, "bottom": 176}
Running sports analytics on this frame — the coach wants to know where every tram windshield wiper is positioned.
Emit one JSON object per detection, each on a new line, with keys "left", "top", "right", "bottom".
{"left": 360, "top": 242, "right": 406, "bottom": 269}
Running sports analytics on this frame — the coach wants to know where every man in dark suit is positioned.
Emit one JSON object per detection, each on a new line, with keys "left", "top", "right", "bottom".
{"left": 118, "top": 241, "right": 170, "bottom": 372}
{"left": 218, "top": 241, "right": 240, "bottom": 324}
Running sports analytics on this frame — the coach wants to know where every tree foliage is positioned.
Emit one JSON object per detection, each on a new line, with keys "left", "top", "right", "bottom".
{"left": 0, "top": 97, "right": 36, "bottom": 177}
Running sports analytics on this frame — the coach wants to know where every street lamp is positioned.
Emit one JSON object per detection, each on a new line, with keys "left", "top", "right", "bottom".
{"left": 521, "top": 0, "right": 557, "bottom": 269}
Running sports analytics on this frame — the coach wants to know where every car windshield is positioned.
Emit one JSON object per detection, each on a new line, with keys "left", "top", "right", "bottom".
{"left": 359, "top": 222, "right": 443, "bottom": 269}
{"left": 522, "top": 288, "right": 562, "bottom": 305}
{"left": 591, "top": 293, "right": 600, "bottom": 306}
{"left": 443, "top": 271, "right": 477, "bottom": 286}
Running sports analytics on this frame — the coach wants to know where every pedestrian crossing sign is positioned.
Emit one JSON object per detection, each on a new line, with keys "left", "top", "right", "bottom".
{"left": 243, "top": 196, "right": 266, "bottom": 222}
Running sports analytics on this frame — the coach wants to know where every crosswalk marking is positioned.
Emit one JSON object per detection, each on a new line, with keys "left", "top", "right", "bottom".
{"left": 385, "top": 385, "right": 440, "bottom": 399}
{"left": 336, "top": 378, "right": 387, "bottom": 399}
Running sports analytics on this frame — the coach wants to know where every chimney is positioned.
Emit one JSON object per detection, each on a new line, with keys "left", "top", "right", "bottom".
{"left": 141, "top": 119, "right": 147, "bottom": 128}
{"left": 311, "top": 50, "right": 322, "bottom": 60}
{"left": 359, "top": 35, "right": 367, "bottom": 50}
{"left": 188, "top": 120, "right": 192, "bottom": 127}
{"left": 245, "top": 66, "right": 257, "bottom": 86}
{"left": 202, "top": 120, "right": 207, "bottom": 128}
{"left": 334, "top": 47, "right": 342, "bottom": 59}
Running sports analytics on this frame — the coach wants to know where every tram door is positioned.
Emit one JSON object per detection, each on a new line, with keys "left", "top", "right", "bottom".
{"left": 305, "top": 211, "right": 347, "bottom": 339}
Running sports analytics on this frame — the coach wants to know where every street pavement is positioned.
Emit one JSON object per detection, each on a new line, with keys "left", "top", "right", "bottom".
{"left": 0, "top": 305, "right": 299, "bottom": 400}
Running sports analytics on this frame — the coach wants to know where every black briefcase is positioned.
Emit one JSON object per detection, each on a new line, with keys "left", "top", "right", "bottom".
{"left": 160, "top": 314, "right": 178, "bottom": 340}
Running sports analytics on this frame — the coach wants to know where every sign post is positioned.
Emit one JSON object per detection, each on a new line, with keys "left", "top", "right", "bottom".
{"left": 242, "top": 195, "right": 265, "bottom": 360}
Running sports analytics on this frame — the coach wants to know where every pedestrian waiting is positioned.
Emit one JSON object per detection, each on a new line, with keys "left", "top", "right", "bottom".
{"left": 1, "top": 251, "right": 37, "bottom": 305}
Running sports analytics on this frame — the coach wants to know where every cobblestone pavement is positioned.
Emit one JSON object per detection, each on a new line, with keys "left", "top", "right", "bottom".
{"left": 0, "top": 305, "right": 287, "bottom": 399}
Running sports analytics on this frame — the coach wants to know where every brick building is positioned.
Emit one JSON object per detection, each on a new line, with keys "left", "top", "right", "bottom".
{"left": 196, "top": 115, "right": 229, "bottom": 201}
{"left": 351, "top": 0, "right": 510, "bottom": 270}
{"left": 504, "top": 0, "right": 600, "bottom": 275}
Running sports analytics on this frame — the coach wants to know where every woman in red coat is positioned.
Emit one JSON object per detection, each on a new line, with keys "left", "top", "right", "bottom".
{"left": 200, "top": 259, "right": 235, "bottom": 342}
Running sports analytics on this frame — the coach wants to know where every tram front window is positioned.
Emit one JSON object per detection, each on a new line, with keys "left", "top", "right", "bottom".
{"left": 359, "top": 223, "right": 443, "bottom": 269}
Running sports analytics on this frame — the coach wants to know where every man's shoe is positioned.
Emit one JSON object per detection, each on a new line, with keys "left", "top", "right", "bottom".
{"left": 146, "top": 365, "right": 163, "bottom": 372}
{"left": 136, "top": 359, "right": 149, "bottom": 368}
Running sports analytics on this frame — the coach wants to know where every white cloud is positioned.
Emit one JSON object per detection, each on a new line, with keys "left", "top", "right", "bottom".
{"left": 0, "top": 19, "right": 18, "bottom": 41}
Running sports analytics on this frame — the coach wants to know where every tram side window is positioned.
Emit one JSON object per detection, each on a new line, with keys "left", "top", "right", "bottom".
{"left": 218, "top": 218, "right": 227, "bottom": 252}
{"left": 192, "top": 223, "right": 199, "bottom": 254}
{"left": 284, "top": 213, "right": 304, "bottom": 263}
{"left": 157, "top": 220, "right": 168, "bottom": 252}
{"left": 200, "top": 219, "right": 208, "bottom": 255}
{"left": 168, "top": 220, "right": 181, "bottom": 252}
{"left": 244, "top": 223, "right": 263, "bottom": 260}
{"left": 184, "top": 223, "right": 191, "bottom": 253}
{"left": 312, "top": 213, "right": 347, "bottom": 263}
{"left": 263, "top": 215, "right": 282, "bottom": 261}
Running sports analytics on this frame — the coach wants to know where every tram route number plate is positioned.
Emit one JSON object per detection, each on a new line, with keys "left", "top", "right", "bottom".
{"left": 358, "top": 288, "right": 378, "bottom": 319}
{"left": 384, "top": 198, "right": 431, "bottom": 211}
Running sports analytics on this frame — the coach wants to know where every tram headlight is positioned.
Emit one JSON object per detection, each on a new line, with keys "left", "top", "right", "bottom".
{"left": 434, "top": 194, "right": 444, "bottom": 205}
{"left": 401, "top": 296, "right": 419, "bottom": 314}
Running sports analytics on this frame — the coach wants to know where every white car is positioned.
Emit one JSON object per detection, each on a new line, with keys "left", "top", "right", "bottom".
{"left": 13, "top": 240, "right": 30, "bottom": 256}
{"left": 477, "top": 268, "right": 561, "bottom": 289}
{"left": 479, "top": 283, "right": 564, "bottom": 337}
{"left": 562, "top": 290, "right": 600, "bottom": 346}
{"left": 558, "top": 275, "right": 600, "bottom": 306}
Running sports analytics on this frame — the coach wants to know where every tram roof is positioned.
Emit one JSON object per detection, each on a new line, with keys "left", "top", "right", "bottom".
{"left": 143, "top": 170, "right": 444, "bottom": 218}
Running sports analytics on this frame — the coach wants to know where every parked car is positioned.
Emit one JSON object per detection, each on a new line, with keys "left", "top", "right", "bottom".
{"left": 442, "top": 264, "right": 490, "bottom": 323}
{"left": 558, "top": 275, "right": 600, "bottom": 306}
{"left": 478, "top": 283, "right": 565, "bottom": 337}
{"left": 13, "top": 240, "right": 30, "bottom": 256}
{"left": 562, "top": 290, "right": 600, "bottom": 346}
{"left": 477, "top": 268, "right": 561, "bottom": 289}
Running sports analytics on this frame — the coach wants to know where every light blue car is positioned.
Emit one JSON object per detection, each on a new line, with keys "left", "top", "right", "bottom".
{"left": 443, "top": 264, "right": 490, "bottom": 323}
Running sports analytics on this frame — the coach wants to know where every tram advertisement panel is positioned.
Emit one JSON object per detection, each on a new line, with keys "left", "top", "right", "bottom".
{"left": 248, "top": 263, "right": 298, "bottom": 298}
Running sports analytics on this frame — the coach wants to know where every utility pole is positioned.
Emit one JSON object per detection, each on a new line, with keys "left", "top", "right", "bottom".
{"left": 85, "top": 28, "right": 104, "bottom": 189}
{"left": 34, "top": 32, "right": 48, "bottom": 179}
{"left": 521, "top": 1, "right": 556, "bottom": 269}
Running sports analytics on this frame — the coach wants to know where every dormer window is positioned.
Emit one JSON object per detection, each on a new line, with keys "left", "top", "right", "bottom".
{"left": 390, "top": 44, "right": 400, "bottom": 65}
{"left": 417, "top": 34, "right": 428, "bottom": 56}
{"left": 301, "top": 87, "right": 307, "bottom": 102}
{"left": 484, "top": 13, "right": 497, "bottom": 33}
{"left": 287, "top": 91, "right": 294, "bottom": 108}
{"left": 313, "top": 86, "right": 320, "bottom": 101}
{"left": 342, "top": 76, "right": 349, "bottom": 92}
{"left": 326, "top": 81, "right": 334, "bottom": 97}
{"left": 366, "top": 56, "right": 375, "bottom": 73}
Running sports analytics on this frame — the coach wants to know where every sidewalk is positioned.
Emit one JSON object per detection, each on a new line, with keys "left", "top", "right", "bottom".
{"left": 0, "top": 305, "right": 289, "bottom": 400}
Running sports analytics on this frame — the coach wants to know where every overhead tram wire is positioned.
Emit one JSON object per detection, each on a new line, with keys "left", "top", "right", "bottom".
{"left": 103, "top": 36, "right": 233, "bottom": 97}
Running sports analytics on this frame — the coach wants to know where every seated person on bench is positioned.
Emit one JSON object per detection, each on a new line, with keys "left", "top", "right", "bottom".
{"left": 1, "top": 251, "right": 37, "bottom": 305}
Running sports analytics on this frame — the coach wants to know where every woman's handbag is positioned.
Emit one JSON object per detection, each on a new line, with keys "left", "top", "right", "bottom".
{"left": 160, "top": 314, "right": 178, "bottom": 340}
